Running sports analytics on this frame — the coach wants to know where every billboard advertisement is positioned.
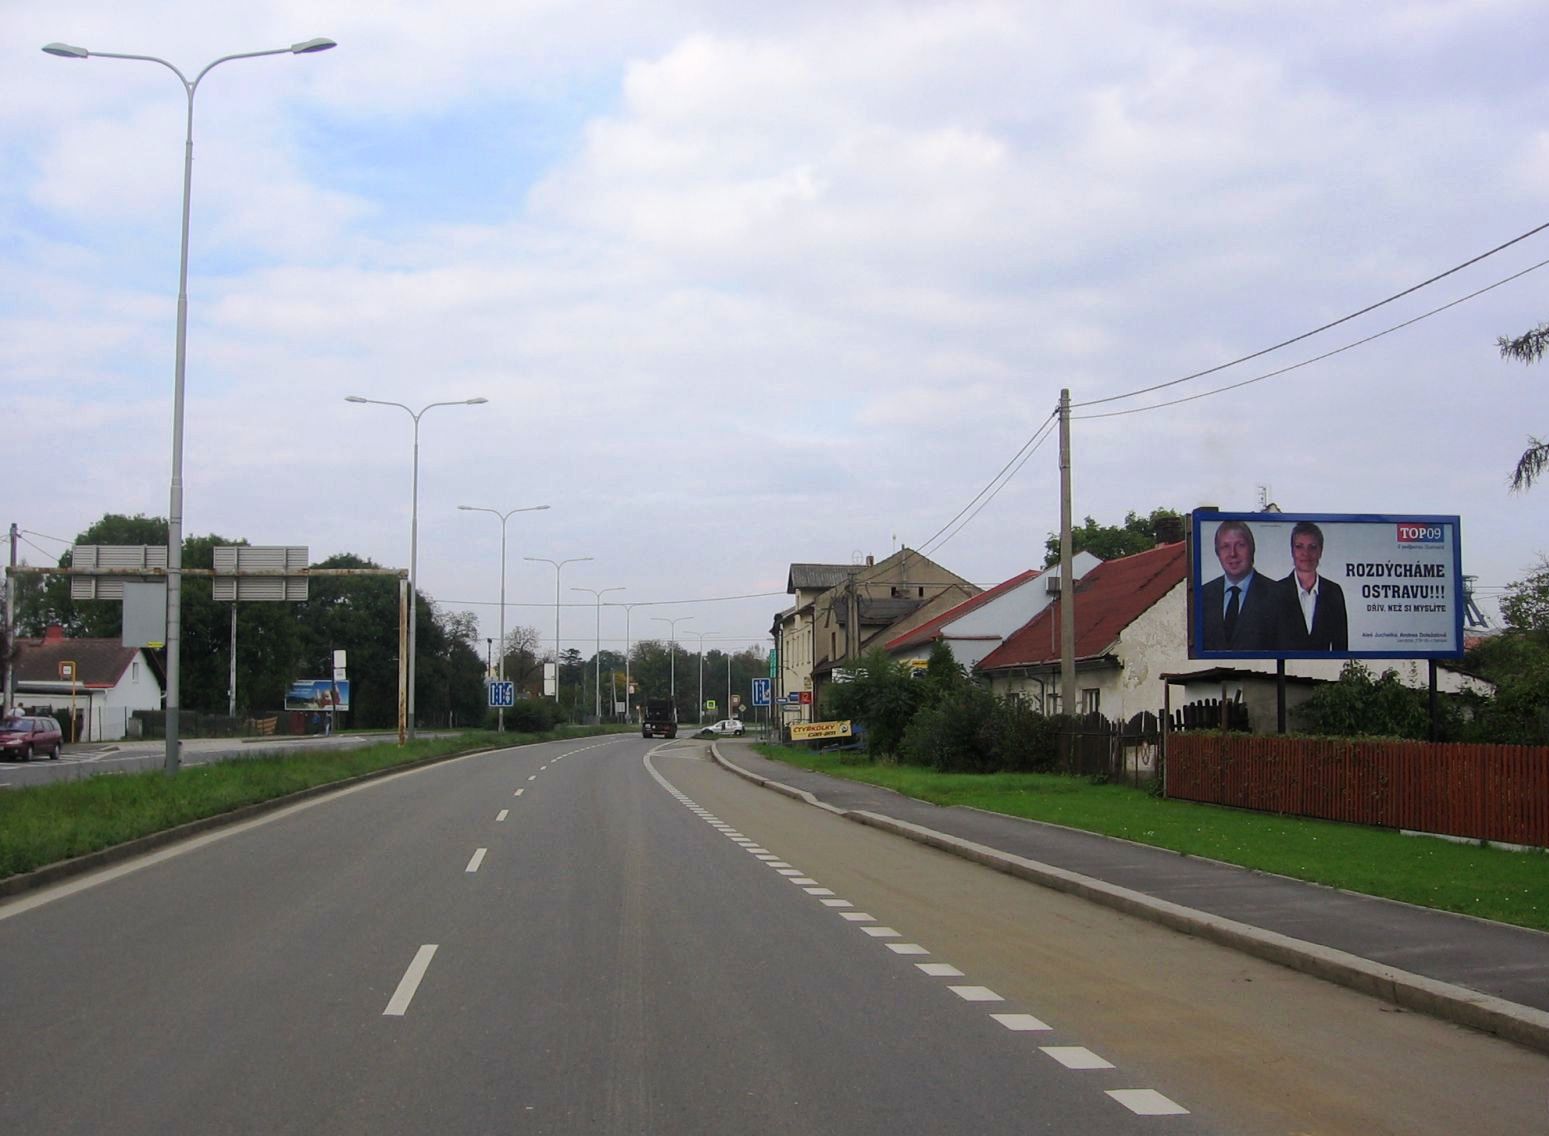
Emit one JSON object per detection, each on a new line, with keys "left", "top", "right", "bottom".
{"left": 284, "top": 679, "right": 351, "bottom": 711}
{"left": 1189, "top": 512, "right": 1463, "bottom": 660}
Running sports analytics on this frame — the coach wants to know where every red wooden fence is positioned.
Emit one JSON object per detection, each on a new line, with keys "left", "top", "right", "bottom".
{"left": 1165, "top": 734, "right": 1549, "bottom": 848}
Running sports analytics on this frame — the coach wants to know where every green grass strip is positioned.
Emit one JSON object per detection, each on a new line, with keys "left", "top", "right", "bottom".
{"left": 0, "top": 727, "right": 631, "bottom": 881}
{"left": 755, "top": 745, "right": 1549, "bottom": 933}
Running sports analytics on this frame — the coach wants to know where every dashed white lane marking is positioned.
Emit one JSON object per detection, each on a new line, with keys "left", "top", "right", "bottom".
{"left": 496, "top": 809, "right": 509, "bottom": 822}
{"left": 992, "top": 1013, "right": 1052, "bottom": 1032}
{"left": 1107, "top": 1089, "right": 1189, "bottom": 1116}
{"left": 527, "top": 775, "right": 537, "bottom": 781}
{"left": 514, "top": 788, "right": 525, "bottom": 796}
{"left": 917, "top": 963, "right": 964, "bottom": 977}
{"left": 643, "top": 747, "right": 1192, "bottom": 1121}
{"left": 949, "top": 985, "right": 1004, "bottom": 1002}
{"left": 1043, "top": 1046, "right": 1115, "bottom": 1070}
{"left": 384, "top": 945, "right": 438, "bottom": 1016}
{"left": 465, "top": 848, "right": 487, "bottom": 873}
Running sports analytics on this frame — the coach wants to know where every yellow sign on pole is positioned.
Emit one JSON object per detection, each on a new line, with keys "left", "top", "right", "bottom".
{"left": 789, "top": 720, "right": 853, "bottom": 741}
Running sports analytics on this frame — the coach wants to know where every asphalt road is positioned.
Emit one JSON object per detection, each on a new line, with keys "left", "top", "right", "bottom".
{"left": 1, "top": 735, "right": 1542, "bottom": 1134}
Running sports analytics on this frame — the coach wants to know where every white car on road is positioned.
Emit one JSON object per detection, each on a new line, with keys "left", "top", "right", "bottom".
{"left": 704, "top": 719, "right": 747, "bottom": 737}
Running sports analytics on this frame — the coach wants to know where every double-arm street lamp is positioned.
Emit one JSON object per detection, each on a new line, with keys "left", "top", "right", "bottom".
{"left": 44, "top": 35, "right": 336, "bottom": 773}
{"left": 572, "top": 586, "right": 624, "bottom": 721}
{"left": 459, "top": 503, "right": 550, "bottom": 731}
{"left": 347, "top": 396, "right": 487, "bottom": 738}
{"left": 525, "top": 556, "right": 592, "bottom": 701}
{"left": 651, "top": 615, "right": 694, "bottom": 711}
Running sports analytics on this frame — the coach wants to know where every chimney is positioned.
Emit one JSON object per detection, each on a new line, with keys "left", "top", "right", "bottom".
{"left": 866, "top": 555, "right": 874, "bottom": 566}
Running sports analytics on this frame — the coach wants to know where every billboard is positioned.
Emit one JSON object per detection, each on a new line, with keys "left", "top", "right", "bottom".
{"left": 284, "top": 679, "right": 351, "bottom": 711}
{"left": 1189, "top": 512, "right": 1463, "bottom": 660}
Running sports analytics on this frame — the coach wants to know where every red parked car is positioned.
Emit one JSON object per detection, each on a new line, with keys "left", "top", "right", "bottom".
{"left": 0, "top": 715, "right": 63, "bottom": 761}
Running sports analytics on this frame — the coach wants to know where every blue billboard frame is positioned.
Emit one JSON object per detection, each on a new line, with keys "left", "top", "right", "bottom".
{"left": 1189, "top": 511, "right": 1464, "bottom": 661}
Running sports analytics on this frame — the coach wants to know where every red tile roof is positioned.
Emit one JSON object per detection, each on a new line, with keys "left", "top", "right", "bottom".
{"left": 13, "top": 627, "right": 161, "bottom": 690}
{"left": 976, "top": 543, "right": 1187, "bottom": 671}
{"left": 884, "top": 568, "right": 1040, "bottom": 652}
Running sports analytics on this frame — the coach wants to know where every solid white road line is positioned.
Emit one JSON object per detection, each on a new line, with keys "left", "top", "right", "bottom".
{"left": 1106, "top": 1089, "right": 1189, "bottom": 1116}
{"left": 384, "top": 945, "right": 438, "bottom": 1016}
{"left": 466, "top": 848, "right": 487, "bottom": 873}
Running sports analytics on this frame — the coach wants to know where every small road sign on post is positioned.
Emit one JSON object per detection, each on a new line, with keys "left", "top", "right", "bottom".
{"left": 751, "top": 677, "right": 771, "bottom": 707}
{"left": 488, "top": 680, "right": 515, "bottom": 708}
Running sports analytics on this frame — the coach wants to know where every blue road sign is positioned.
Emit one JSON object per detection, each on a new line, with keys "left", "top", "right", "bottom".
{"left": 488, "top": 680, "right": 515, "bottom": 708}
{"left": 751, "top": 677, "right": 772, "bottom": 707}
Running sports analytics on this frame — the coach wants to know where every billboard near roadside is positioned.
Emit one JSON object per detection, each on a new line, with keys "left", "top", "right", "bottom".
{"left": 284, "top": 679, "right": 351, "bottom": 711}
{"left": 1189, "top": 512, "right": 1463, "bottom": 660}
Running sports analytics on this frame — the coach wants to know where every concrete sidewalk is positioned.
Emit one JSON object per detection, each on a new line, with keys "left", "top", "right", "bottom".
{"left": 711, "top": 741, "right": 1549, "bottom": 1055}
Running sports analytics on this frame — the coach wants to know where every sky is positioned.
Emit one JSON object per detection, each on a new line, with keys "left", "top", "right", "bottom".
{"left": 6, "top": 0, "right": 1547, "bottom": 661}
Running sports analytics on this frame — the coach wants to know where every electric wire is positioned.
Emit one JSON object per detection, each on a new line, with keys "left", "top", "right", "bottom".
{"left": 916, "top": 411, "right": 1059, "bottom": 555}
{"left": 1073, "top": 256, "right": 1549, "bottom": 420}
{"left": 1072, "top": 220, "right": 1549, "bottom": 410}
{"left": 922, "top": 415, "right": 1060, "bottom": 556}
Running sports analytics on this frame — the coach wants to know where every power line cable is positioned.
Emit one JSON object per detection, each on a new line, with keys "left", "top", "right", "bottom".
{"left": 1074, "top": 256, "right": 1549, "bottom": 420}
{"left": 923, "top": 416, "right": 1059, "bottom": 556}
{"left": 1073, "top": 220, "right": 1549, "bottom": 410}
{"left": 916, "top": 411, "right": 1059, "bottom": 554}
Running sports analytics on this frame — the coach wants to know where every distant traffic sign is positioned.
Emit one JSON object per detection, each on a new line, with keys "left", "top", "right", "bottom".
{"left": 488, "top": 680, "right": 515, "bottom": 708}
{"left": 751, "top": 677, "right": 772, "bottom": 707}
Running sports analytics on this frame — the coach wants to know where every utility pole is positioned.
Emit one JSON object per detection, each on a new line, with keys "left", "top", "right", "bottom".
{"left": 4, "top": 522, "right": 16, "bottom": 714}
{"left": 1058, "top": 389, "right": 1076, "bottom": 719}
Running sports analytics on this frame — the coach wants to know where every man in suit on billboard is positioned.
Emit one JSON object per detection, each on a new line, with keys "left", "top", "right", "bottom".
{"left": 1280, "top": 520, "right": 1348, "bottom": 651}
{"left": 1202, "top": 520, "right": 1283, "bottom": 651}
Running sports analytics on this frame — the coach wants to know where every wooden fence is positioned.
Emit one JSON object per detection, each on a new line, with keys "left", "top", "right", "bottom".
{"left": 1165, "top": 734, "right": 1549, "bottom": 847}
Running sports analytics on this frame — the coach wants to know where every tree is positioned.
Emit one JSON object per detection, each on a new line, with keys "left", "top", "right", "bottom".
{"left": 1042, "top": 508, "right": 1183, "bottom": 568}
{"left": 1461, "top": 558, "right": 1549, "bottom": 743}
{"left": 1299, "top": 661, "right": 1428, "bottom": 739}
{"left": 1498, "top": 322, "right": 1549, "bottom": 491}
{"left": 501, "top": 625, "right": 546, "bottom": 698}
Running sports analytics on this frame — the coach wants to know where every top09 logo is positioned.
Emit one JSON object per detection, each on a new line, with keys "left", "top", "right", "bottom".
{"left": 1396, "top": 523, "right": 1445, "bottom": 543}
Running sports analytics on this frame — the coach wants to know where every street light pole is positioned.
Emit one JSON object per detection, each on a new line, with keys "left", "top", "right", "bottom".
{"left": 459, "top": 503, "right": 549, "bottom": 731}
{"left": 45, "top": 35, "right": 336, "bottom": 774}
{"left": 347, "top": 396, "right": 487, "bottom": 740}
{"left": 687, "top": 629, "right": 717, "bottom": 725}
{"left": 651, "top": 615, "right": 693, "bottom": 717}
{"left": 573, "top": 586, "right": 623, "bottom": 721}
{"left": 617, "top": 602, "right": 648, "bottom": 724}
{"left": 525, "top": 556, "right": 592, "bottom": 702}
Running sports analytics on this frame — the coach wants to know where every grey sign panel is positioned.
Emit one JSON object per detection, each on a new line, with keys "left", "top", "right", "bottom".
{"left": 212, "top": 546, "right": 309, "bottom": 602}
{"left": 70, "top": 545, "right": 168, "bottom": 600}
{"left": 121, "top": 581, "right": 168, "bottom": 648}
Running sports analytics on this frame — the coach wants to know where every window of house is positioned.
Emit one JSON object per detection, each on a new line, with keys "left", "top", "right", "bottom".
{"left": 132, "top": 661, "right": 140, "bottom": 682}
{"left": 1081, "top": 688, "right": 1100, "bottom": 714}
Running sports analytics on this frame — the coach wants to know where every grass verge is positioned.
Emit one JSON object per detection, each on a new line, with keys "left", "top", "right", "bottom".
{"left": 0, "top": 726, "right": 630, "bottom": 881}
{"left": 755, "top": 744, "right": 1549, "bottom": 933}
